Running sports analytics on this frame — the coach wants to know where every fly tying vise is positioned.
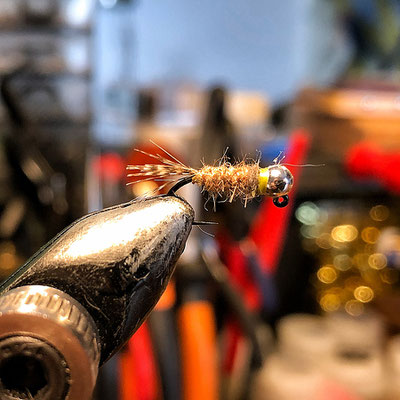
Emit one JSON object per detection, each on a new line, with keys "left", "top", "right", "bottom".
{"left": 126, "top": 144, "right": 295, "bottom": 208}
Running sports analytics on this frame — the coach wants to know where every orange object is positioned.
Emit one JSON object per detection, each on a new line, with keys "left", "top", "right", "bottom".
{"left": 155, "top": 281, "right": 176, "bottom": 311}
{"left": 317, "top": 381, "right": 362, "bottom": 400}
{"left": 178, "top": 301, "right": 218, "bottom": 400}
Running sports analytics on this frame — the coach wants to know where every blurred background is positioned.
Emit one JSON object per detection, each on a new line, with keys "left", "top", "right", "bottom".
{"left": 1, "top": 0, "right": 400, "bottom": 399}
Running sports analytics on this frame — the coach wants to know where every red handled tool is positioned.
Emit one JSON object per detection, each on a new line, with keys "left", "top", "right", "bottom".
{"left": 346, "top": 142, "right": 400, "bottom": 194}
{"left": 176, "top": 260, "right": 219, "bottom": 400}
{"left": 118, "top": 323, "right": 161, "bottom": 400}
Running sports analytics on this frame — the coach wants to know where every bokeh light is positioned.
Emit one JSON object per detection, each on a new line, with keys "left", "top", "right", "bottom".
{"left": 331, "top": 225, "right": 358, "bottom": 243}
{"left": 369, "top": 205, "right": 389, "bottom": 222}
{"left": 380, "top": 269, "right": 399, "bottom": 284}
{"left": 317, "top": 265, "right": 338, "bottom": 284}
{"left": 368, "top": 253, "right": 387, "bottom": 270}
{"left": 295, "top": 202, "right": 320, "bottom": 225}
{"left": 354, "top": 286, "right": 374, "bottom": 303}
{"left": 361, "top": 227, "right": 380, "bottom": 244}
{"left": 320, "top": 293, "right": 341, "bottom": 312}
{"left": 345, "top": 299, "right": 364, "bottom": 316}
{"left": 333, "top": 254, "right": 352, "bottom": 271}
{"left": 316, "top": 233, "right": 332, "bottom": 249}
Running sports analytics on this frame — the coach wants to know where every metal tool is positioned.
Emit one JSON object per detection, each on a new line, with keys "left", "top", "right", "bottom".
{"left": 0, "top": 195, "right": 194, "bottom": 400}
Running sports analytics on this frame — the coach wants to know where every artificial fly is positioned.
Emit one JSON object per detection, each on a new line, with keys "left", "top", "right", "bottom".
{"left": 126, "top": 142, "right": 299, "bottom": 209}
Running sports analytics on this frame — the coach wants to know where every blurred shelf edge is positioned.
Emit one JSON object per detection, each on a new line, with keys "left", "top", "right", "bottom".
{"left": 19, "top": 118, "right": 91, "bottom": 127}
{"left": 296, "top": 85, "right": 400, "bottom": 121}
{"left": 3, "top": 71, "right": 92, "bottom": 81}
{"left": 0, "top": 25, "right": 91, "bottom": 35}
{"left": 293, "top": 85, "right": 400, "bottom": 163}
{"left": 292, "top": 83, "right": 400, "bottom": 197}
